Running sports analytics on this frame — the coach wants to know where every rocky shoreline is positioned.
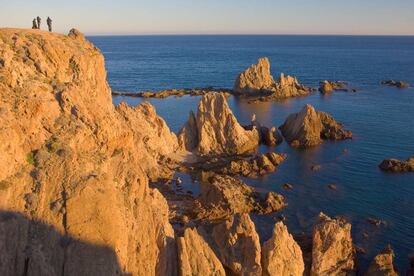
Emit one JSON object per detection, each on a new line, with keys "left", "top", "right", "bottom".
{"left": 0, "top": 28, "right": 412, "bottom": 275}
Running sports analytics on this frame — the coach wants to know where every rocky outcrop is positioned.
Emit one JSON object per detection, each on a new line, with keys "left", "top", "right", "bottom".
{"left": 262, "top": 222, "right": 305, "bottom": 276}
{"left": 212, "top": 213, "right": 262, "bottom": 275}
{"left": 260, "top": 126, "right": 283, "bottom": 146}
{"left": 381, "top": 80, "right": 410, "bottom": 88}
{"left": 311, "top": 213, "right": 355, "bottom": 276}
{"left": 279, "top": 104, "right": 352, "bottom": 147}
{"left": 319, "top": 80, "right": 354, "bottom": 94}
{"left": 113, "top": 88, "right": 232, "bottom": 99}
{"left": 0, "top": 28, "right": 180, "bottom": 275}
{"left": 177, "top": 228, "right": 226, "bottom": 276}
{"left": 195, "top": 174, "right": 286, "bottom": 220}
{"left": 178, "top": 93, "right": 259, "bottom": 156}
{"left": 365, "top": 247, "right": 398, "bottom": 276}
{"left": 379, "top": 156, "right": 414, "bottom": 173}
{"left": 233, "top": 57, "right": 309, "bottom": 99}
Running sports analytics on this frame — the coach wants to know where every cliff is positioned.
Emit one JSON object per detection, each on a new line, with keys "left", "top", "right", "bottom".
{"left": 0, "top": 28, "right": 179, "bottom": 275}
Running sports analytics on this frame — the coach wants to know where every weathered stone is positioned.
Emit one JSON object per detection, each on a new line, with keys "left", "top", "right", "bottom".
{"left": 178, "top": 93, "right": 259, "bottom": 156}
{"left": 280, "top": 104, "right": 352, "bottom": 147}
{"left": 379, "top": 156, "right": 414, "bottom": 173}
{"left": 365, "top": 247, "right": 398, "bottom": 276}
{"left": 177, "top": 228, "right": 225, "bottom": 276}
{"left": 212, "top": 213, "right": 262, "bottom": 275}
{"left": 262, "top": 222, "right": 305, "bottom": 276}
{"left": 311, "top": 212, "right": 355, "bottom": 276}
{"left": 381, "top": 80, "right": 410, "bottom": 88}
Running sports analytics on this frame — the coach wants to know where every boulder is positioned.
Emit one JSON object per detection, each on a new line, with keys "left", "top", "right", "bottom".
{"left": 319, "top": 80, "right": 349, "bottom": 94}
{"left": 262, "top": 222, "right": 305, "bottom": 276}
{"left": 311, "top": 213, "right": 355, "bottom": 276}
{"left": 379, "top": 156, "right": 414, "bottom": 173}
{"left": 195, "top": 174, "right": 286, "bottom": 220}
{"left": 178, "top": 93, "right": 259, "bottom": 156}
{"left": 212, "top": 213, "right": 262, "bottom": 275}
{"left": 364, "top": 247, "right": 398, "bottom": 276}
{"left": 260, "top": 126, "right": 283, "bottom": 146}
{"left": 381, "top": 80, "right": 410, "bottom": 88}
{"left": 177, "top": 228, "right": 226, "bottom": 276}
{"left": 279, "top": 104, "right": 352, "bottom": 147}
{"left": 233, "top": 57, "right": 309, "bottom": 99}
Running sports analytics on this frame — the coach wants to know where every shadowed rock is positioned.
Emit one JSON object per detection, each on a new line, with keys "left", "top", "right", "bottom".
{"left": 381, "top": 80, "right": 410, "bottom": 88}
{"left": 364, "top": 246, "right": 398, "bottom": 276}
{"left": 379, "top": 156, "right": 414, "bottom": 173}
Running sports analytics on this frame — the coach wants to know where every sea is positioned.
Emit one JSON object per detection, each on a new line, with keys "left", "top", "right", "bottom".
{"left": 89, "top": 35, "right": 414, "bottom": 273}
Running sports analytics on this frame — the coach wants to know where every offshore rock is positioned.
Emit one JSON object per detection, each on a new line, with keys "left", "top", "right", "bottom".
{"left": 177, "top": 228, "right": 226, "bottom": 276}
{"left": 0, "top": 28, "right": 179, "bottom": 275}
{"left": 279, "top": 104, "right": 352, "bottom": 147}
{"left": 379, "top": 156, "right": 414, "bottom": 173}
{"left": 311, "top": 213, "right": 356, "bottom": 276}
{"left": 212, "top": 213, "right": 262, "bottom": 275}
{"left": 178, "top": 92, "right": 259, "bottom": 156}
{"left": 364, "top": 247, "right": 398, "bottom": 276}
{"left": 381, "top": 80, "right": 410, "bottom": 88}
{"left": 262, "top": 222, "right": 305, "bottom": 276}
{"left": 234, "top": 57, "right": 309, "bottom": 99}
{"left": 319, "top": 80, "right": 350, "bottom": 94}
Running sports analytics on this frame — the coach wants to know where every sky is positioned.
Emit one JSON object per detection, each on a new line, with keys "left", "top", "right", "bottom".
{"left": 1, "top": 0, "right": 413, "bottom": 35}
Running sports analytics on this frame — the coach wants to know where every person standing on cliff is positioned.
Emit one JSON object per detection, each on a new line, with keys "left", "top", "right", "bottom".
{"left": 32, "top": 18, "right": 38, "bottom": 29}
{"left": 36, "top": 16, "right": 41, "bottom": 29}
{"left": 47, "top": 17, "right": 52, "bottom": 32}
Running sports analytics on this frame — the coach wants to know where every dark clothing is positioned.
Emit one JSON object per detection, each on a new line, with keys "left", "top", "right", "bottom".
{"left": 32, "top": 19, "right": 38, "bottom": 29}
{"left": 47, "top": 17, "right": 52, "bottom": 32}
{"left": 36, "top": 16, "right": 41, "bottom": 29}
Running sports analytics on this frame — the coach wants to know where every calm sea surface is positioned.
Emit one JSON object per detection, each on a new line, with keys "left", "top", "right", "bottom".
{"left": 89, "top": 35, "right": 414, "bottom": 272}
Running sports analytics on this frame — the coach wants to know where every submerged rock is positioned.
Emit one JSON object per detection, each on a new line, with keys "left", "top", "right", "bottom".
{"left": 262, "top": 222, "right": 305, "bottom": 276}
{"left": 279, "top": 104, "right": 352, "bottom": 147}
{"left": 212, "top": 213, "right": 262, "bottom": 275}
{"left": 233, "top": 57, "right": 309, "bottom": 99}
{"left": 178, "top": 93, "right": 259, "bottom": 156}
{"left": 379, "top": 156, "right": 414, "bottom": 173}
{"left": 365, "top": 247, "right": 398, "bottom": 276}
{"left": 381, "top": 80, "right": 410, "bottom": 88}
{"left": 177, "top": 228, "right": 226, "bottom": 276}
{"left": 311, "top": 213, "right": 355, "bottom": 276}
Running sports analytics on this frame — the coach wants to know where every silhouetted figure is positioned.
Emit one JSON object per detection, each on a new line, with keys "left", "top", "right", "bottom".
{"left": 32, "top": 18, "right": 38, "bottom": 29}
{"left": 36, "top": 16, "right": 41, "bottom": 29}
{"left": 47, "top": 17, "right": 52, "bottom": 32}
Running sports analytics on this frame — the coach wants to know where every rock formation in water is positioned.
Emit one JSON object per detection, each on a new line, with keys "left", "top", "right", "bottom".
{"left": 0, "top": 28, "right": 181, "bottom": 275}
{"left": 311, "top": 213, "right": 356, "bottom": 276}
{"left": 178, "top": 92, "right": 259, "bottom": 156}
{"left": 233, "top": 57, "right": 309, "bottom": 99}
{"left": 177, "top": 228, "right": 226, "bottom": 276}
{"left": 279, "top": 104, "right": 352, "bottom": 147}
{"left": 379, "top": 156, "right": 414, "bottom": 173}
{"left": 381, "top": 80, "right": 410, "bottom": 89}
{"left": 195, "top": 174, "right": 286, "bottom": 220}
{"left": 319, "top": 80, "right": 355, "bottom": 94}
{"left": 212, "top": 213, "right": 262, "bottom": 275}
{"left": 262, "top": 222, "right": 305, "bottom": 276}
{"left": 365, "top": 247, "right": 398, "bottom": 276}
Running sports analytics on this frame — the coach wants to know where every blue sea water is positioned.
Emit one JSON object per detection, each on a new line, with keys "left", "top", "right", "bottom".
{"left": 89, "top": 35, "right": 414, "bottom": 273}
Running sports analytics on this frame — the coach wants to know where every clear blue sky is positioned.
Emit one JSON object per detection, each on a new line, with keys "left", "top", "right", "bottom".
{"left": 1, "top": 0, "right": 413, "bottom": 35}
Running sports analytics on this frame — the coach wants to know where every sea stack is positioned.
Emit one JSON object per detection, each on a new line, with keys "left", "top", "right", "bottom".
{"left": 279, "top": 104, "right": 352, "bottom": 147}
{"left": 178, "top": 92, "right": 260, "bottom": 156}
{"left": 233, "top": 57, "right": 309, "bottom": 99}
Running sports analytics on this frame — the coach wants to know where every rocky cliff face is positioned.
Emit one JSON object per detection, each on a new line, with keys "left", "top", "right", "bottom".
{"left": 0, "top": 28, "right": 180, "bottom": 275}
{"left": 233, "top": 57, "right": 309, "bottom": 99}
{"left": 365, "top": 247, "right": 398, "bottom": 276}
{"left": 178, "top": 92, "right": 259, "bottom": 156}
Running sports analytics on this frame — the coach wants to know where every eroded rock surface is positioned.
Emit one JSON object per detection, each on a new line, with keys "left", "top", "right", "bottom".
{"left": 212, "top": 213, "right": 262, "bottom": 275}
{"left": 178, "top": 93, "right": 259, "bottom": 156}
{"left": 0, "top": 28, "right": 179, "bottom": 275}
{"left": 177, "top": 227, "right": 225, "bottom": 276}
{"left": 279, "top": 104, "right": 352, "bottom": 147}
{"left": 311, "top": 213, "right": 355, "bottom": 276}
{"left": 262, "top": 222, "right": 305, "bottom": 276}
{"left": 379, "top": 156, "right": 414, "bottom": 173}
{"left": 365, "top": 247, "right": 398, "bottom": 276}
{"left": 234, "top": 57, "right": 309, "bottom": 99}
